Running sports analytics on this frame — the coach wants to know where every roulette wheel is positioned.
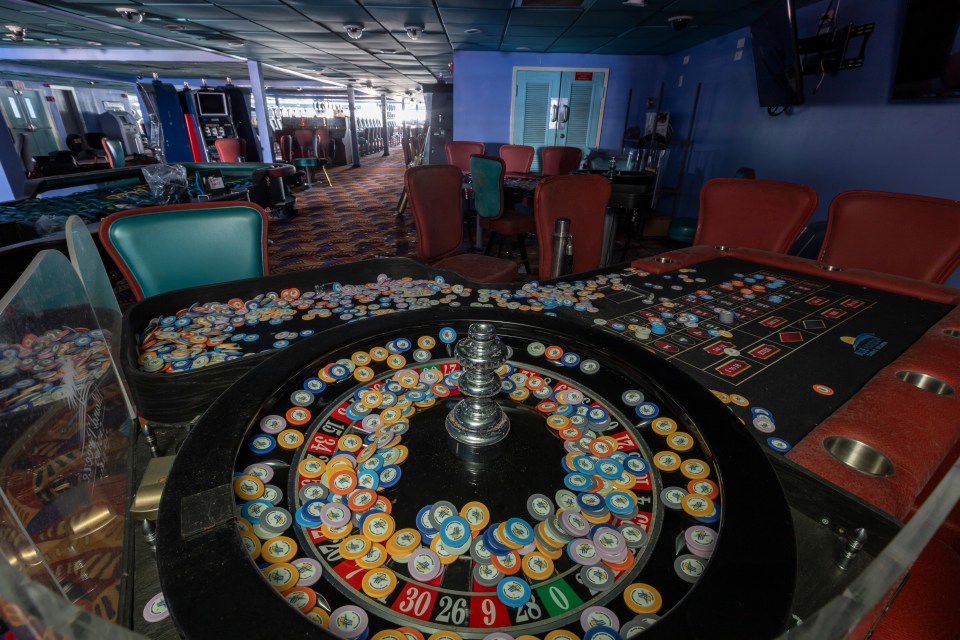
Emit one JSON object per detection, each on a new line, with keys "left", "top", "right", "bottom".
{"left": 156, "top": 308, "right": 794, "bottom": 639}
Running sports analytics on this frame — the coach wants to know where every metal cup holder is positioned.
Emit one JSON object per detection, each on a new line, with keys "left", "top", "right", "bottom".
{"left": 895, "top": 370, "right": 955, "bottom": 396}
{"left": 713, "top": 245, "right": 732, "bottom": 252}
{"left": 823, "top": 436, "right": 894, "bottom": 477}
{"left": 817, "top": 264, "right": 844, "bottom": 272}
{"left": 943, "top": 329, "right": 960, "bottom": 339}
{"left": 653, "top": 257, "right": 676, "bottom": 264}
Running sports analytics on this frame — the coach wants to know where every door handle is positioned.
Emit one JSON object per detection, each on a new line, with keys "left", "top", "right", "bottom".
{"left": 561, "top": 105, "right": 569, "bottom": 123}
{"left": 550, "top": 105, "right": 558, "bottom": 123}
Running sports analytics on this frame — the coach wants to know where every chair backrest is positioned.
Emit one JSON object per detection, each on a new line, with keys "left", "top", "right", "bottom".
{"left": 445, "top": 141, "right": 485, "bottom": 173}
{"left": 534, "top": 174, "right": 612, "bottom": 277}
{"left": 469, "top": 155, "right": 505, "bottom": 219}
{"left": 499, "top": 144, "right": 535, "bottom": 174}
{"left": 280, "top": 134, "right": 295, "bottom": 162}
{"left": 818, "top": 190, "right": 960, "bottom": 284}
{"left": 294, "top": 129, "right": 318, "bottom": 158}
{"left": 102, "top": 138, "right": 125, "bottom": 168}
{"left": 99, "top": 202, "right": 269, "bottom": 300}
{"left": 405, "top": 164, "right": 464, "bottom": 263}
{"left": 540, "top": 146, "right": 583, "bottom": 177}
{"left": 66, "top": 134, "right": 84, "bottom": 157}
{"left": 695, "top": 178, "right": 818, "bottom": 253}
{"left": 214, "top": 138, "right": 244, "bottom": 163}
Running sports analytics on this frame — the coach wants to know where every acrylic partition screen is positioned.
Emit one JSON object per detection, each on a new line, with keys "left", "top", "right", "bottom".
{"left": 776, "top": 456, "right": 960, "bottom": 640}
{"left": 66, "top": 215, "right": 136, "bottom": 418}
{"left": 0, "top": 250, "right": 137, "bottom": 637}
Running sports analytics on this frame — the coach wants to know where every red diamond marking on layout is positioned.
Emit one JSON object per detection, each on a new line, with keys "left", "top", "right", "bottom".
{"left": 779, "top": 331, "right": 804, "bottom": 343}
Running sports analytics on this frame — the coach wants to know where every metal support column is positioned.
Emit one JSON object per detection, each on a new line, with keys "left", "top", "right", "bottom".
{"left": 246, "top": 59, "right": 273, "bottom": 163}
{"left": 347, "top": 84, "right": 361, "bottom": 168}
{"left": 381, "top": 94, "right": 389, "bottom": 157}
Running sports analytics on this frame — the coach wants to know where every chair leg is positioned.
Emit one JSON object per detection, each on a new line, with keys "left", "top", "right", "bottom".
{"left": 396, "top": 188, "right": 408, "bottom": 216}
{"left": 301, "top": 167, "right": 312, "bottom": 188}
{"left": 619, "top": 209, "right": 635, "bottom": 262}
{"left": 516, "top": 233, "right": 531, "bottom": 274}
{"left": 464, "top": 213, "right": 474, "bottom": 250}
{"left": 321, "top": 165, "right": 333, "bottom": 186}
{"left": 484, "top": 231, "right": 497, "bottom": 256}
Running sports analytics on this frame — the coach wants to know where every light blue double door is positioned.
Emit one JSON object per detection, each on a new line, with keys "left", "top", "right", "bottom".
{"left": 513, "top": 69, "right": 606, "bottom": 173}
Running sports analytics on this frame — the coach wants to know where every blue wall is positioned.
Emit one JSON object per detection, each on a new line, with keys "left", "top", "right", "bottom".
{"left": 658, "top": 0, "right": 960, "bottom": 284}
{"left": 453, "top": 51, "right": 665, "bottom": 151}
{"left": 659, "top": 0, "right": 960, "bottom": 218}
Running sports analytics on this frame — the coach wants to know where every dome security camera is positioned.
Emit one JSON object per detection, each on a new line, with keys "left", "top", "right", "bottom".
{"left": 344, "top": 23, "right": 364, "bottom": 40}
{"left": 404, "top": 24, "right": 423, "bottom": 41}
{"left": 115, "top": 7, "right": 145, "bottom": 24}
{"left": 668, "top": 15, "right": 693, "bottom": 31}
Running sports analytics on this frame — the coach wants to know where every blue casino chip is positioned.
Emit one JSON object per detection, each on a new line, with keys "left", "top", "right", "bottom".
{"left": 766, "top": 437, "right": 791, "bottom": 454}
{"left": 496, "top": 577, "right": 531, "bottom": 608}
{"left": 248, "top": 434, "right": 276, "bottom": 454}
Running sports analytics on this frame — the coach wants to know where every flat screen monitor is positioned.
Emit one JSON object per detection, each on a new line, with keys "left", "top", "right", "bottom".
{"left": 750, "top": 0, "right": 804, "bottom": 108}
{"left": 892, "top": 0, "right": 960, "bottom": 99}
{"left": 197, "top": 91, "right": 229, "bottom": 117}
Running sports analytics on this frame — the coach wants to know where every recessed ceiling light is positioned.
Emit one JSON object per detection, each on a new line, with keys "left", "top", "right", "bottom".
{"left": 463, "top": 28, "right": 484, "bottom": 35}
{"left": 126, "top": 41, "right": 141, "bottom": 46}
{"left": 87, "top": 41, "right": 102, "bottom": 46}
{"left": 516, "top": 46, "right": 531, "bottom": 51}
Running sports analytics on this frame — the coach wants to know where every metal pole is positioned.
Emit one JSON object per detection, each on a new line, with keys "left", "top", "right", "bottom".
{"left": 381, "top": 94, "right": 389, "bottom": 157}
{"left": 246, "top": 60, "right": 273, "bottom": 163}
{"left": 551, "top": 218, "right": 571, "bottom": 278}
{"left": 347, "top": 84, "right": 361, "bottom": 168}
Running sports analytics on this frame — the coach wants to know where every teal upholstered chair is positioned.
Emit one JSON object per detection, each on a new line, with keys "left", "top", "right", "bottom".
{"left": 288, "top": 130, "right": 332, "bottom": 187}
{"left": 470, "top": 154, "right": 535, "bottom": 274}
{"left": 99, "top": 202, "right": 269, "bottom": 300}
{"left": 102, "top": 138, "right": 125, "bottom": 169}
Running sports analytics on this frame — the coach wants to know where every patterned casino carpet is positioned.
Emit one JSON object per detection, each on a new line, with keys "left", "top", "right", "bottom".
{"left": 268, "top": 161, "right": 417, "bottom": 274}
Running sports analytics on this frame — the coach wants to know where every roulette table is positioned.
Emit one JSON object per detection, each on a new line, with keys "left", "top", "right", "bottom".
{"left": 0, "top": 162, "right": 298, "bottom": 248}
{"left": 155, "top": 308, "right": 796, "bottom": 639}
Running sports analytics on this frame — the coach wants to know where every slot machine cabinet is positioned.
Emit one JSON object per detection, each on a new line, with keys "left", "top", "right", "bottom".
{"left": 327, "top": 116, "right": 348, "bottom": 165}
{"left": 423, "top": 83, "right": 452, "bottom": 165}
{"left": 140, "top": 80, "right": 193, "bottom": 163}
{"left": 224, "top": 86, "right": 261, "bottom": 163}
{"left": 192, "top": 90, "right": 238, "bottom": 162}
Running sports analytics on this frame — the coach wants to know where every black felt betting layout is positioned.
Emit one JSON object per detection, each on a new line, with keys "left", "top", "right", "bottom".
{"left": 566, "top": 259, "right": 951, "bottom": 449}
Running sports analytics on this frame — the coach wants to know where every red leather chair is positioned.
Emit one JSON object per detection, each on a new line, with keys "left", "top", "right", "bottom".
{"left": 694, "top": 178, "right": 818, "bottom": 253}
{"left": 214, "top": 138, "right": 245, "bottom": 163}
{"left": 405, "top": 164, "right": 518, "bottom": 283}
{"left": 818, "top": 190, "right": 960, "bottom": 284}
{"left": 499, "top": 144, "right": 534, "bottom": 175}
{"left": 471, "top": 154, "right": 536, "bottom": 274}
{"left": 445, "top": 141, "right": 485, "bottom": 173}
{"left": 541, "top": 146, "right": 582, "bottom": 176}
{"left": 534, "top": 175, "right": 612, "bottom": 277}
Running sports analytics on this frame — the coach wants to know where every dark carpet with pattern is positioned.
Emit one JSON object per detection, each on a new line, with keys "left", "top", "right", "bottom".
{"left": 269, "top": 150, "right": 685, "bottom": 278}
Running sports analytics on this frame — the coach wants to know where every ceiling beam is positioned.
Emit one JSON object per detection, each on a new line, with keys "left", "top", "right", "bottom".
{"left": 0, "top": 47, "right": 237, "bottom": 63}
